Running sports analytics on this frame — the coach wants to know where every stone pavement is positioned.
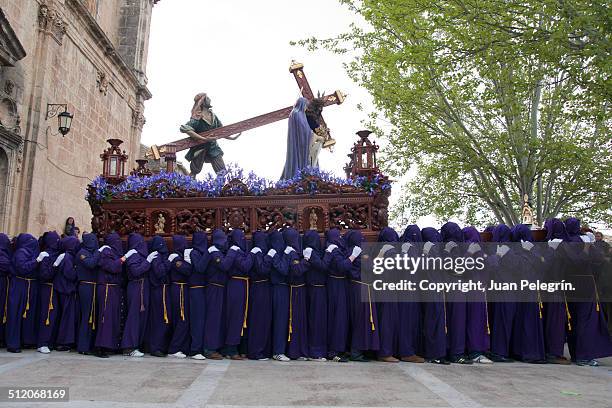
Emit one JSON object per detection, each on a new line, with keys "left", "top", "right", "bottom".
{"left": 0, "top": 350, "right": 609, "bottom": 408}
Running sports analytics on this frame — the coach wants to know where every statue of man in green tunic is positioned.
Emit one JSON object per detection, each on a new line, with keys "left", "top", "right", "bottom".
{"left": 180, "top": 92, "right": 236, "bottom": 176}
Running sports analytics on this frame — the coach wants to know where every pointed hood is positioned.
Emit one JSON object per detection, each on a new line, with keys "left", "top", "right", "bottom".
{"left": 172, "top": 235, "right": 188, "bottom": 254}
{"left": 104, "top": 233, "right": 124, "bottom": 256}
{"left": 511, "top": 224, "right": 533, "bottom": 242}
{"left": 150, "top": 235, "right": 169, "bottom": 255}
{"left": 325, "top": 228, "right": 346, "bottom": 251}
{"left": 492, "top": 224, "right": 511, "bottom": 243}
{"left": 192, "top": 232, "right": 208, "bottom": 253}
{"left": 229, "top": 229, "right": 247, "bottom": 251}
{"left": 282, "top": 227, "right": 301, "bottom": 252}
{"left": 60, "top": 236, "right": 80, "bottom": 256}
{"left": 81, "top": 233, "right": 99, "bottom": 253}
{"left": 127, "top": 233, "right": 148, "bottom": 257}
{"left": 421, "top": 228, "right": 442, "bottom": 243}
{"left": 211, "top": 229, "right": 228, "bottom": 252}
{"left": 268, "top": 230, "right": 285, "bottom": 253}
{"left": 252, "top": 231, "right": 268, "bottom": 253}
{"left": 441, "top": 222, "right": 463, "bottom": 243}
{"left": 401, "top": 225, "right": 422, "bottom": 243}
{"left": 462, "top": 227, "right": 481, "bottom": 243}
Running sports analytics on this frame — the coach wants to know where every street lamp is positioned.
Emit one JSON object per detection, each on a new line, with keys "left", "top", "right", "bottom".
{"left": 46, "top": 103, "right": 74, "bottom": 136}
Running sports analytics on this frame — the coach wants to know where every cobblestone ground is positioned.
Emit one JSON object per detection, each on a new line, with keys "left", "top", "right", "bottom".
{"left": 0, "top": 350, "right": 609, "bottom": 408}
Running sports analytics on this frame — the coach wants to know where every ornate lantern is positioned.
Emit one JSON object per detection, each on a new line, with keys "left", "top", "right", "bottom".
{"left": 131, "top": 159, "right": 152, "bottom": 177}
{"left": 164, "top": 143, "right": 177, "bottom": 173}
{"left": 349, "top": 130, "right": 379, "bottom": 178}
{"left": 100, "top": 139, "right": 128, "bottom": 184}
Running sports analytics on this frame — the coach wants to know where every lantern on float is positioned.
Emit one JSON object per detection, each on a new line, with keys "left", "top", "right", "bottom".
{"left": 100, "top": 139, "right": 128, "bottom": 184}
{"left": 348, "top": 130, "right": 379, "bottom": 178}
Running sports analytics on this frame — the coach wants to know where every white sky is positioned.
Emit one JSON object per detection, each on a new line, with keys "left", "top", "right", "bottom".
{"left": 142, "top": 0, "right": 437, "bottom": 229}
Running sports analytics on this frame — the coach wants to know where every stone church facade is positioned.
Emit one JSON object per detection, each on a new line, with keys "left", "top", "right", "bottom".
{"left": 0, "top": 0, "right": 158, "bottom": 236}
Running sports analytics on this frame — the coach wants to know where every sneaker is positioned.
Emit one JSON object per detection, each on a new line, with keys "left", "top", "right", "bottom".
{"left": 191, "top": 353, "right": 206, "bottom": 360}
{"left": 296, "top": 356, "right": 309, "bottom": 361}
{"left": 311, "top": 357, "right": 327, "bottom": 362}
{"left": 37, "top": 346, "right": 51, "bottom": 354}
{"left": 129, "top": 349, "right": 144, "bottom": 357}
{"left": 472, "top": 354, "right": 493, "bottom": 364}
{"left": 169, "top": 351, "right": 186, "bottom": 359}
{"left": 257, "top": 357, "right": 270, "bottom": 361}
{"left": 331, "top": 355, "right": 349, "bottom": 363}
{"left": 273, "top": 354, "right": 290, "bottom": 362}
{"left": 429, "top": 358, "right": 451, "bottom": 365}
{"left": 576, "top": 359, "right": 599, "bottom": 367}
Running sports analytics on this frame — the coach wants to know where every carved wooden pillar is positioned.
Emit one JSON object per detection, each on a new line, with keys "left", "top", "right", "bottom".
{"left": 164, "top": 143, "right": 176, "bottom": 173}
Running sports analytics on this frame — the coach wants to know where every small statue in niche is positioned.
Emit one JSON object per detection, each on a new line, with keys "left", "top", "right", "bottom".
{"left": 309, "top": 209, "right": 318, "bottom": 231}
{"left": 154, "top": 213, "right": 166, "bottom": 234}
{"left": 522, "top": 194, "right": 534, "bottom": 225}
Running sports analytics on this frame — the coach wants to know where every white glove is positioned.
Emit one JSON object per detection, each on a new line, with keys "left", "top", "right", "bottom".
{"left": 521, "top": 241, "right": 534, "bottom": 251}
{"left": 377, "top": 244, "right": 394, "bottom": 258}
{"left": 496, "top": 245, "right": 510, "bottom": 257}
{"left": 467, "top": 243, "right": 481, "bottom": 255}
{"left": 284, "top": 246, "right": 295, "bottom": 255}
{"left": 351, "top": 246, "right": 362, "bottom": 258}
{"left": 98, "top": 245, "right": 110, "bottom": 253}
{"left": 36, "top": 251, "right": 49, "bottom": 263}
{"left": 303, "top": 247, "right": 313, "bottom": 260}
{"left": 168, "top": 253, "right": 179, "bottom": 262}
{"left": 326, "top": 244, "right": 338, "bottom": 253}
{"left": 53, "top": 253, "right": 66, "bottom": 267}
{"left": 423, "top": 241, "right": 434, "bottom": 255}
{"left": 146, "top": 251, "right": 158, "bottom": 263}
{"left": 444, "top": 241, "right": 458, "bottom": 253}
{"left": 124, "top": 249, "right": 137, "bottom": 259}
{"left": 267, "top": 249, "right": 277, "bottom": 258}
{"left": 250, "top": 247, "right": 262, "bottom": 254}
{"left": 230, "top": 245, "right": 241, "bottom": 252}
{"left": 183, "top": 249, "right": 193, "bottom": 264}
{"left": 548, "top": 239, "right": 562, "bottom": 250}
{"left": 208, "top": 245, "right": 219, "bottom": 253}
{"left": 401, "top": 242, "right": 412, "bottom": 253}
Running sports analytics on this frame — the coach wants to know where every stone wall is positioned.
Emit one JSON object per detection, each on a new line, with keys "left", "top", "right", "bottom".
{"left": 0, "top": 0, "right": 155, "bottom": 236}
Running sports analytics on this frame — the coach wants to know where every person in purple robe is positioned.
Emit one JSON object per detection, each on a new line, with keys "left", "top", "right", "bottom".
{"left": 247, "top": 231, "right": 273, "bottom": 360}
{"left": 0, "top": 233, "right": 12, "bottom": 347}
{"left": 51, "top": 236, "right": 80, "bottom": 350}
{"left": 302, "top": 230, "right": 328, "bottom": 361}
{"left": 225, "top": 229, "right": 253, "bottom": 360}
{"left": 420, "top": 227, "right": 449, "bottom": 364}
{"left": 269, "top": 230, "right": 290, "bottom": 361}
{"left": 36, "top": 231, "right": 61, "bottom": 353}
{"left": 340, "top": 230, "right": 379, "bottom": 361}
{"left": 121, "top": 233, "right": 151, "bottom": 357}
{"left": 542, "top": 218, "right": 572, "bottom": 364}
{"left": 487, "top": 224, "right": 520, "bottom": 363}
{"left": 204, "top": 229, "right": 236, "bottom": 359}
{"left": 461, "top": 226, "right": 492, "bottom": 364}
{"left": 75, "top": 233, "right": 101, "bottom": 355}
{"left": 398, "top": 225, "right": 425, "bottom": 363}
{"left": 564, "top": 217, "right": 612, "bottom": 366}
{"left": 376, "top": 227, "right": 401, "bottom": 363}
{"left": 281, "top": 97, "right": 312, "bottom": 180}
{"left": 510, "top": 224, "right": 546, "bottom": 363}
{"left": 284, "top": 228, "right": 308, "bottom": 360}
{"left": 95, "top": 233, "right": 124, "bottom": 356}
{"left": 167, "top": 235, "right": 192, "bottom": 358}
{"left": 440, "top": 222, "right": 473, "bottom": 364}
{"left": 188, "top": 231, "right": 210, "bottom": 359}
{"left": 324, "top": 228, "right": 350, "bottom": 362}
{"left": 147, "top": 236, "right": 172, "bottom": 357}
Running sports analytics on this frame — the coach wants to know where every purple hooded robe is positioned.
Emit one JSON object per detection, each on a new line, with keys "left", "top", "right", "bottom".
{"left": 189, "top": 232, "right": 210, "bottom": 355}
{"left": 0, "top": 234, "right": 11, "bottom": 344}
{"left": 376, "top": 227, "right": 400, "bottom": 358}
{"left": 95, "top": 233, "right": 124, "bottom": 350}
{"left": 284, "top": 228, "right": 308, "bottom": 359}
{"left": 247, "top": 231, "right": 273, "bottom": 360}
{"left": 168, "top": 235, "right": 192, "bottom": 355}
{"left": 325, "top": 228, "right": 350, "bottom": 357}
{"left": 269, "top": 230, "right": 289, "bottom": 356}
{"left": 225, "top": 229, "right": 253, "bottom": 349}
{"left": 36, "top": 231, "right": 61, "bottom": 349}
{"left": 52, "top": 236, "right": 80, "bottom": 347}
{"left": 147, "top": 236, "right": 172, "bottom": 354}
{"left": 398, "top": 225, "right": 423, "bottom": 358}
{"left": 302, "top": 230, "right": 328, "bottom": 359}
{"left": 76, "top": 233, "right": 100, "bottom": 353}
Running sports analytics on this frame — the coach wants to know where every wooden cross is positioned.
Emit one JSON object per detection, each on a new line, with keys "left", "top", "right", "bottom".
{"left": 151, "top": 61, "right": 345, "bottom": 154}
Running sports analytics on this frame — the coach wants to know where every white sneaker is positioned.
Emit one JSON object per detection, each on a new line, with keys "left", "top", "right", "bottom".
{"left": 169, "top": 351, "right": 187, "bottom": 359}
{"left": 273, "top": 354, "right": 290, "bottom": 362}
{"left": 191, "top": 353, "right": 206, "bottom": 360}
{"left": 37, "top": 346, "right": 51, "bottom": 354}
{"left": 297, "top": 356, "right": 309, "bottom": 361}
{"left": 129, "top": 349, "right": 144, "bottom": 357}
{"left": 473, "top": 354, "right": 493, "bottom": 364}
{"left": 257, "top": 357, "right": 270, "bottom": 361}
{"left": 311, "top": 357, "right": 327, "bottom": 362}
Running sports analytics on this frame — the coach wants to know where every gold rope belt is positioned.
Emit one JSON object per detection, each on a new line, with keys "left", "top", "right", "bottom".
{"left": 189, "top": 285, "right": 206, "bottom": 289}
{"left": 253, "top": 279, "right": 269, "bottom": 284}
{"left": 483, "top": 291, "right": 490, "bottom": 335}
{"left": 310, "top": 284, "right": 325, "bottom": 288}
{"left": 442, "top": 292, "right": 447, "bottom": 334}
{"left": 101, "top": 283, "right": 118, "bottom": 324}
{"left": 43, "top": 282, "right": 54, "bottom": 326}
{"left": 574, "top": 274, "right": 602, "bottom": 312}
{"left": 81, "top": 281, "right": 97, "bottom": 329}
{"left": 537, "top": 290, "right": 543, "bottom": 320}
{"left": 132, "top": 278, "right": 145, "bottom": 312}
{"left": 351, "top": 280, "right": 375, "bottom": 331}
{"left": 563, "top": 292, "right": 572, "bottom": 331}
{"left": 162, "top": 284, "right": 169, "bottom": 324}
{"left": 3, "top": 276, "right": 8, "bottom": 324}
{"left": 232, "top": 276, "right": 249, "bottom": 336}
{"left": 174, "top": 282, "right": 187, "bottom": 321}
{"left": 209, "top": 282, "right": 225, "bottom": 288}
{"left": 288, "top": 284, "right": 306, "bottom": 341}
{"left": 16, "top": 276, "right": 35, "bottom": 319}
{"left": 329, "top": 275, "right": 346, "bottom": 279}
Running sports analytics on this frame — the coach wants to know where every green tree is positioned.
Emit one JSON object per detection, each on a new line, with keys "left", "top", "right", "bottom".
{"left": 295, "top": 0, "right": 611, "bottom": 226}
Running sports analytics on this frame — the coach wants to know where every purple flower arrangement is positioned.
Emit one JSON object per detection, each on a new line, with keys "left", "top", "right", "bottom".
{"left": 86, "top": 164, "right": 390, "bottom": 203}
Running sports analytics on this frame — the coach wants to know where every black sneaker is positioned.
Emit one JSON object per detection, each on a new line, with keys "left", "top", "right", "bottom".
{"left": 449, "top": 355, "right": 473, "bottom": 365}
{"left": 487, "top": 353, "right": 514, "bottom": 363}
{"left": 349, "top": 353, "right": 370, "bottom": 362}
{"left": 150, "top": 350, "right": 167, "bottom": 357}
{"left": 429, "top": 358, "right": 451, "bottom": 365}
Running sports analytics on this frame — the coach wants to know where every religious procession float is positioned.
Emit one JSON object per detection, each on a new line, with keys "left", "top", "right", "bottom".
{"left": 87, "top": 62, "right": 392, "bottom": 241}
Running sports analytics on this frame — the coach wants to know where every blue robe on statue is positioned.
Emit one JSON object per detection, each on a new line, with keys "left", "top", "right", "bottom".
{"left": 281, "top": 97, "right": 312, "bottom": 180}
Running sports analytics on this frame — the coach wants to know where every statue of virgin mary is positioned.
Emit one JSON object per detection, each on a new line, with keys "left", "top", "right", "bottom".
{"left": 281, "top": 97, "right": 323, "bottom": 180}
{"left": 281, "top": 97, "right": 314, "bottom": 180}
